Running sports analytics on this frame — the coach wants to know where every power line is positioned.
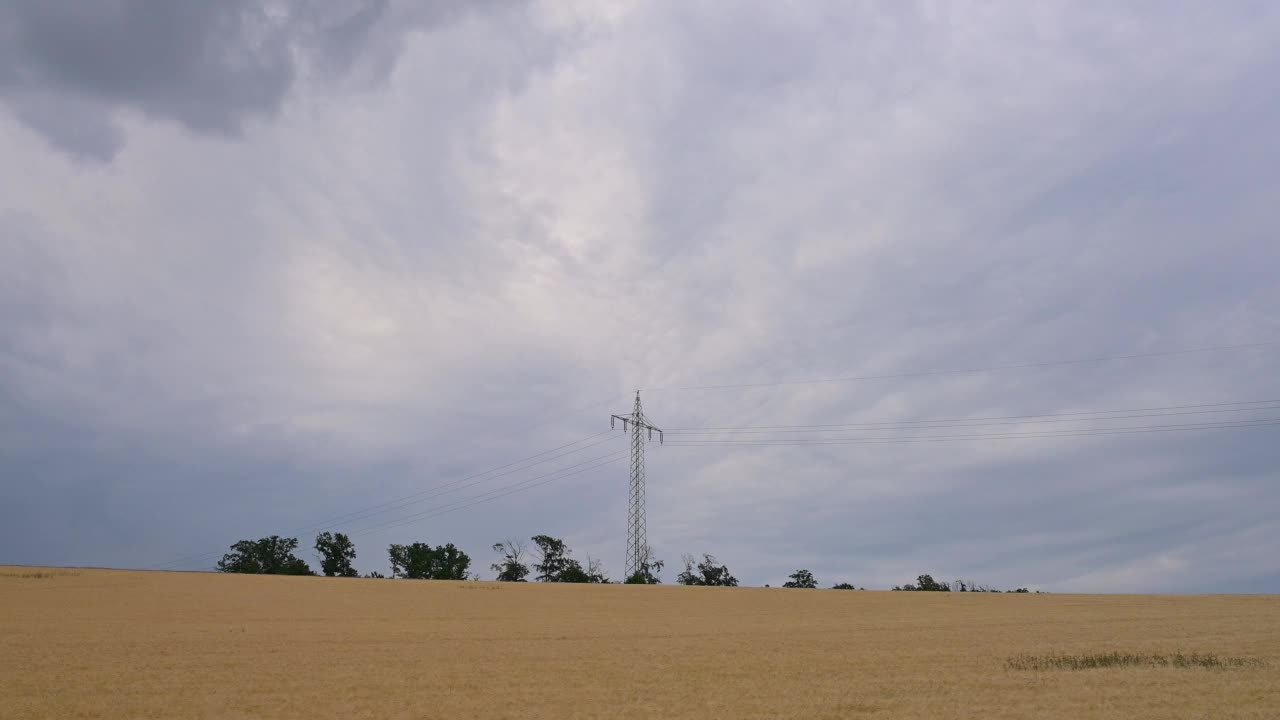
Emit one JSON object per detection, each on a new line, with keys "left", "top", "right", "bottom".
{"left": 285, "top": 432, "right": 622, "bottom": 536}
{"left": 665, "top": 400, "right": 1280, "bottom": 435}
{"left": 528, "top": 393, "right": 628, "bottom": 431}
{"left": 157, "top": 449, "right": 629, "bottom": 570}
{"left": 668, "top": 416, "right": 1280, "bottom": 444}
{"left": 350, "top": 454, "right": 627, "bottom": 538}
{"left": 664, "top": 417, "right": 1280, "bottom": 446}
{"left": 146, "top": 430, "right": 624, "bottom": 570}
{"left": 348, "top": 450, "right": 630, "bottom": 538}
{"left": 642, "top": 340, "right": 1279, "bottom": 392}
{"left": 144, "top": 345, "right": 1279, "bottom": 570}
{"left": 346, "top": 416, "right": 1280, "bottom": 538}
{"left": 343, "top": 445, "right": 626, "bottom": 536}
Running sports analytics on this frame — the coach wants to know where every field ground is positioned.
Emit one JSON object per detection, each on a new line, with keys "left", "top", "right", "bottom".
{"left": 2, "top": 567, "right": 1278, "bottom": 719}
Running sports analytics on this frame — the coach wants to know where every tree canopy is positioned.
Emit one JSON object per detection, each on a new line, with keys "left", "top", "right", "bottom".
{"left": 676, "top": 553, "right": 738, "bottom": 587}
{"left": 388, "top": 542, "right": 472, "bottom": 580}
{"left": 314, "top": 532, "right": 358, "bottom": 577}
{"left": 531, "top": 534, "right": 575, "bottom": 582}
{"left": 213, "top": 532, "right": 1036, "bottom": 591}
{"left": 782, "top": 569, "right": 817, "bottom": 588}
{"left": 893, "top": 574, "right": 951, "bottom": 591}
{"left": 531, "top": 535, "right": 608, "bottom": 583}
{"left": 491, "top": 539, "right": 530, "bottom": 582}
{"left": 216, "top": 536, "right": 314, "bottom": 575}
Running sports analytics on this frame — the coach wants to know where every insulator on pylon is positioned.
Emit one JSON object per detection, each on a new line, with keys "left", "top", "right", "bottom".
{"left": 611, "top": 416, "right": 615, "bottom": 430}
{"left": 648, "top": 427, "right": 653, "bottom": 441}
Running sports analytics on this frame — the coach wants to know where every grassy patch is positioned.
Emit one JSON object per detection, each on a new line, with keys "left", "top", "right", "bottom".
{"left": 1006, "top": 652, "right": 1265, "bottom": 671}
{"left": 0, "top": 569, "right": 81, "bottom": 579}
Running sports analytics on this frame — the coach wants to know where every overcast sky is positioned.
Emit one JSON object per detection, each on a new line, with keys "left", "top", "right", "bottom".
{"left": 2, "top": 1, "right": 1278, "bottom": 592}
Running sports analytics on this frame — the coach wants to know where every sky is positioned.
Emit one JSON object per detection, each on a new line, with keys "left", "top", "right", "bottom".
{"left": 2, "top": 0, "right": 1279, "bottom": 592}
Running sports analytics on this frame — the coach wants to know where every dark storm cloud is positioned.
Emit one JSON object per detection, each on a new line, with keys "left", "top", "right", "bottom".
{"left": 0, "top": 0, "right": 511, "bottom": 159}
{"left": 0, "top": 1, "right": 289, "bottom": 158}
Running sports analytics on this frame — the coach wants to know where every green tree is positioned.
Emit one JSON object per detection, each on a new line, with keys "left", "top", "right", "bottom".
{"left": 831, "top": 582, "right": 858, "bottom": 590}
{"left": 782, "top": 569, "right": 817, "bottom": 588}
{"left": 314, "top": 531, "right": 358, "bottom": 577}
{"left": 388, "top": 542, "right": 430, "bottom": 579}
{"left": 434, "top": 544, "right": 471, "bottom": 580}
{"left": 556, "top": 563, "right": 590, "bottom": 583}
{"left": 527, "top": 535, "right": 610, "bottom": 583}
{"left": 676, "top": 553, "right": 738, "bottom": 587}
{"left": 532, "top": 535, "right": 577, "bottom": 582}
{"left": 387, "top": 542, "right": 472, "bottom": 580}
{"left": 624, "top": 546, "right": 664, "bottom": 585}
{"left": 216, "top": 536, "right": 314, "bottom": 575}
{"left": 893, "top": 573, "right": 950, "bottom": 591}
{"left": 917, "top": 574, "right": 949, "bottom": 591}
{"left": 491, "top": 539, "right": 530, "bottom": 582}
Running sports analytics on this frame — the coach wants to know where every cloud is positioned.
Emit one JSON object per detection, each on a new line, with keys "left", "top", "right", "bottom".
{"left": 1, "top": 1, "right": 1279, "bottom": 591}
{"left": 0, "top": 0, "right": 522, "bottom": 160}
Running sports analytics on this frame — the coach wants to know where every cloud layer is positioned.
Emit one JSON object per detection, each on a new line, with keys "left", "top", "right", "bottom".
{"left": 2, "top": 0, "right": 1279, "bottom": 591}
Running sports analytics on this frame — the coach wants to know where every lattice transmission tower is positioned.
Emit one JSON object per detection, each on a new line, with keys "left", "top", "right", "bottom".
{"left": 611, "top": 391, "right": 662, "bottom": 580}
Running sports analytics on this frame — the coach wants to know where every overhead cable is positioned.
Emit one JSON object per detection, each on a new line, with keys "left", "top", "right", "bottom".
{"left": 643, "top": 340, "right": 1278, "bottom": 392}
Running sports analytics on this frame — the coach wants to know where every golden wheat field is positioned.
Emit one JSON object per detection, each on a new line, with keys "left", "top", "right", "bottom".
{"left": 2, "top": 567, "right": 1278, "bottom": 719}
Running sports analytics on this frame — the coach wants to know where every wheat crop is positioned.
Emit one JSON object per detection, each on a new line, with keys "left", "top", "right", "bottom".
{"left": 2, "top": 567, "right": 1277, "bottom": 719}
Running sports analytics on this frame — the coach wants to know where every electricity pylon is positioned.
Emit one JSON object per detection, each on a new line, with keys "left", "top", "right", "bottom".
{"left": 611, "top": 391, "right": 662, "bottom": 580}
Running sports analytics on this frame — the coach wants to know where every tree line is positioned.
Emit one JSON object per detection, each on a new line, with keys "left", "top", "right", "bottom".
{"left": 215, "top": 533, "right": 1031, "bottom": 591}
{"left": 890, "top": 574, "right": 1031, "bottom": 593}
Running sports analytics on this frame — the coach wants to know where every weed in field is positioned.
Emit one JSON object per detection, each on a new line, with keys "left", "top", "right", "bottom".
{"left": 0, "top": 570, "right": 80, "bottom": 579}
{"left": 1006, "top": 652, "right": 1266, "bottom": 671}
